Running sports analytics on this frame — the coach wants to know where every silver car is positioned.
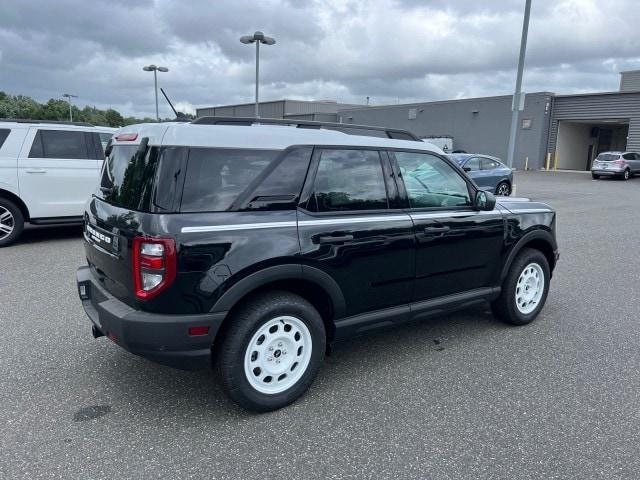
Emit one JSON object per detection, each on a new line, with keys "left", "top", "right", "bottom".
{"left": 591, "top": 151, "right": 640, "bottom": 180}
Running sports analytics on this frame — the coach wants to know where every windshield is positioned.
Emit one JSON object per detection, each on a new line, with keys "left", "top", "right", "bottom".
{"left": 596, "top": 153, "right": 620, "bottom": 161}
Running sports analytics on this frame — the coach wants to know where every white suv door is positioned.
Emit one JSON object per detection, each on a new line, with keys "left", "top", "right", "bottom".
{"left": 18, "top": 128, "right": 102, "bottom": 219}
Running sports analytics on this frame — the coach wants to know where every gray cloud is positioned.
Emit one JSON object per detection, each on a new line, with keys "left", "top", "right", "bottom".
{"left": 1, "top": 0, "right": 639, "bottom": 118}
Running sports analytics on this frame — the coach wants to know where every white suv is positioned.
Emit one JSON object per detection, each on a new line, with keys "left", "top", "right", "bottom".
{"left": 0, "top": 120, "right": 115, "bottom": 246}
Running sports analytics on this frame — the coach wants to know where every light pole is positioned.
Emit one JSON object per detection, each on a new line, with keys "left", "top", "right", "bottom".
{"left": 506, "top": 0, "right": 532, "bottom": 169}
{"left": 240, "top": 31, "right": 276, "bottom": 118}
{"left": 62, "top": 93, "right": 77, "bottom": 122}
{"left": 142, "top": 64, "right": 169, "bottom": 121}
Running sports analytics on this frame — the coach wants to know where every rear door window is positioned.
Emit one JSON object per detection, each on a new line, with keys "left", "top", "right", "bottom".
{"left": 465, "top": 157, "right": 481, "bottom": 171}
{"left": 0, "top": 129, "right": 10, "bottom": 149}
{"left": 307, "top": 149, "right": 388, "bottom": 212}
{"left": 180, "top": 148, "right": 280, "bottom": 212}
{"left": 29, "top": 129, "right": 89, "bottom": 159}
{"left": 481, "top": 158, "right": 500, "bottom": 170}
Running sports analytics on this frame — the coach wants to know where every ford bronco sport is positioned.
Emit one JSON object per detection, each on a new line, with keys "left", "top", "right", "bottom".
{"left": 77, "top": 118, "right": 558, "bottom": 412}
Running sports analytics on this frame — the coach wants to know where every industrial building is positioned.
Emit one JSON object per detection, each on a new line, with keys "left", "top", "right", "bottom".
{"left": 198, "top": 70, "right": 640, "bottom": 171}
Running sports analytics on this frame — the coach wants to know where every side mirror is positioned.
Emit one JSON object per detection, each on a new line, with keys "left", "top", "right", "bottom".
{"left": 475, "top": 190, "right": 496, "bottom": 211}
{"left": 463, "top": 167, "right": 471, "bottom": 172}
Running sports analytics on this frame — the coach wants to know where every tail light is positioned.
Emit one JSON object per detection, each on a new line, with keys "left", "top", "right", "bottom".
{"left": 132, "top": 237, "right": 176, "bottom": 300}
{"left": 615, "top": 159, "right": 625, "bottom": 165}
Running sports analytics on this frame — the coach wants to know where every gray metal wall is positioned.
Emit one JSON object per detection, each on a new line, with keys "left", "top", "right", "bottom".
{"left": 339, "top": 93, "right": 552, "bottom": 169}
{"left": 548, "top": 92, "right": 640, "bottom": 154}
{"left": 196, "top": 100, "right": 362, "bottom": 119}
{"left": 620, "top": 71, "right": 640, "bottom": 92}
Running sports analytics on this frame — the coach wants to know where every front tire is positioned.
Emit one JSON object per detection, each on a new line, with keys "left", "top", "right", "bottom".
{"left": 495, "top": 181, "right": 511, "bottom": 196}
{"left": 591, "top": 173, "right": 600, "bottom": 180}
{"left": 492, "top": 248, "right": 550, "bottom": 326}
{"left": 0, "top": 198, "right": 24, "bottom": 247}
{"left": 216, "top": 291, "right": 326, "bottom": 412}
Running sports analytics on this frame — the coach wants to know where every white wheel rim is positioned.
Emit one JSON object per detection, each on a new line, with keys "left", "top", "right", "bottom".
{"left": 244, "top": 316, "right": 313, "bottom": 395}
{"left": 498, "top": 184, "right": 509, "bottom": 195}
{"left": 0, "top": 207, "right": 15, "bottom": 240}
{"left": 515, "top": 262, "right": 545, "bottom": 314}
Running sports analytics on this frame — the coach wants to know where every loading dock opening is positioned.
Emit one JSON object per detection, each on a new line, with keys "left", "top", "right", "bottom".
{"left": 555, "top": 119, "right": 629, "bottom": 170}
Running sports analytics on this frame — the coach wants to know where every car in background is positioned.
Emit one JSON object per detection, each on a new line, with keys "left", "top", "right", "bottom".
{"left": 591, "top": 151, "right": 640, "bottom": 180}
{"left": 447, "top": 153, "right": 513, "bottom": 196}
{"left": 0, "top": 120, "right": 115, "bottom": 246}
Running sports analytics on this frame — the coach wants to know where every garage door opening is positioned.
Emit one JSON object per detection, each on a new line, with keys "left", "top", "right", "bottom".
{"left": 555, "top": 120, "right": 629, "bottom": 170}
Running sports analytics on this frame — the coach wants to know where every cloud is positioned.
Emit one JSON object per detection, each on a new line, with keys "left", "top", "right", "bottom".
{"left": 0, "top": 0, "right": 639, "bottom": 118}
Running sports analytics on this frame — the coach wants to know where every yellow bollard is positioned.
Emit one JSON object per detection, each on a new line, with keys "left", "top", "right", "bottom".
{"left": 524, "top": 157, "right": 529, "bottom": 171}
{"left": 553, "top": 154, "right": 558, "bottom": 170}
{"left": 545, "top": 153, "right": 551, "bottom": 170}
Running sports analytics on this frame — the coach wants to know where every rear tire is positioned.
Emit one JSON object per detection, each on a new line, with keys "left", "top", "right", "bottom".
{"left": 491, "top": 248, "right": 550, "bottom": 326}
{"left": 216, "top": 291, "right": 326, "bottom": 412}
{"left": 495, "top": 181, "right": 511, "bottom": 196}
{"left": 622, "top": 169, "right": 630, "bottom": 180}
{"left": 0, "top": 198, "right": 24, "bottom": 247}
{"left": 591, "top": 173, "right": 599, "bottom": 180}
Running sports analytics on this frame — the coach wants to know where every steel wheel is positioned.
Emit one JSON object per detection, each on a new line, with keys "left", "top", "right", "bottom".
{"left": 243, "top": 315, "right": 313, "bottom": 395}
{"left": 0, "top": 206, "right": 15, "bottom": 241}
{"left": 496, "top": 182, "right": 511, "bottom": 196}
{"left": 515, "top": 262, "right": 545, "bottom": 314}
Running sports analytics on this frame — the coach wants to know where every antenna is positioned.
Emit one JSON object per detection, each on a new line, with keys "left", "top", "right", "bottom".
{"left": 160, "top": 88, "right": 190, "bottom": 121}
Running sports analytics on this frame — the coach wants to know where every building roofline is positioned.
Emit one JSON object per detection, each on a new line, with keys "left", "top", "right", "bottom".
{"left": 338, "top": 92, "right": 554, "bottom": 112}
{"left": 620, "top": 70, "right": 640, "bottom": 74}
{"left": 555, "top": 89, "right": 640, "bottom": 99}
{"left": 197, "top": 98, "right": 363, "bottom": 110}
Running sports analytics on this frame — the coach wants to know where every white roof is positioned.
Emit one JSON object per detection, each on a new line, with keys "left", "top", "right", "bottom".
{"left": 112, "top": 122, "right": 444, "bottom": 154}
{"left": 0, "top": 121, "right": 115, "bottom": 133}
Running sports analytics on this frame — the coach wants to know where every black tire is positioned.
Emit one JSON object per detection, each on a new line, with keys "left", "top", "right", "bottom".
{"left": 0, "top": 198, "right": 25, "bottom": 247}
{"left": 495, "top": 181, "right": 511, "bottom": 196}
{"left": 620, "top": 169, "right": 630, "bottom": 180}
{"left": 216, "top": 291, "right": 326, "bottom": 412}
{"left": 591, "top": 173, "right": 599, "bottom": 180}
{"left": 491, "top": 248, "right": 550, "bottom": 326}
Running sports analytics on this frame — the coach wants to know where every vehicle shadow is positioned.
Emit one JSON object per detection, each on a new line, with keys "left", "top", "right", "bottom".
{"left": 85, "top": 304, "right": 508, "bottom": 418}
{"left": 18, "top": 224, "right": 83, "bottom": 245}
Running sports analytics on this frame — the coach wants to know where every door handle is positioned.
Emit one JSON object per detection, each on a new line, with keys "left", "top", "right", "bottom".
{"left": 423, "top": 226, "right": 450, "bottom": 234}
{"left": 25, "top": 169, "right": 47, "bottom": 174}
{"left": 317, "top": 234, "right": 354, "bottom": 244}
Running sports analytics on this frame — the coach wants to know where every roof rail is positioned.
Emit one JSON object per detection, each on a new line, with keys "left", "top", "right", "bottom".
{"left": 0, "top": 119, "right": 95, "bottom": 127}
{"left": 190, "top": 116, "right": 420, "bottom": 141}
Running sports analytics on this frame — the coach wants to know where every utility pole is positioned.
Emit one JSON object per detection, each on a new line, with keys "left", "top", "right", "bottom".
{"left": 240, "top": 32, "right": 276, "bottom": 119}
{"left": 506, "top": 0, "right": 532, "bottom": 169}
{"left": 62, "top": 93, "right": 77, "bottom": 122}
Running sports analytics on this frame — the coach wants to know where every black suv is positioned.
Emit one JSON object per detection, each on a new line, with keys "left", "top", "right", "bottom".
{"left": 77, "top": 118, "right": 558, "bottom": 412}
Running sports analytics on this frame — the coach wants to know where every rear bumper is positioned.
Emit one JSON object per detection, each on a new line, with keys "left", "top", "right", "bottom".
{"left": 76, "top": 266, "right": 227, "bottom": 370}
{"left": 591, "top": 168, "right": 624, "bottom": 176}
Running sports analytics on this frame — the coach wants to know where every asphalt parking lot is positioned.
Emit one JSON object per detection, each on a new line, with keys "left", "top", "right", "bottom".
{"left": 1, "top": 171, "right": 639, "bottom": 479}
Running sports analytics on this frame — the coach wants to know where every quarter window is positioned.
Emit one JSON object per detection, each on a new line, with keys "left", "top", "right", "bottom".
{"left": 308, "top": 149, "right": 388, "bottom": 212}
{"left": 0, "top": 129, "right": 10, "bottom": 149}
{"left": 29, "top": 130, "right": 89, "bottom": 159}
{"left": 395, "top": 151, "right": 471, "bottom": 209}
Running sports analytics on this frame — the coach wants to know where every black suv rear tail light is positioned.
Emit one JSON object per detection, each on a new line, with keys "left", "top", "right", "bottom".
{"left": 132, "top": 237, "right": 176, "bottom": 300}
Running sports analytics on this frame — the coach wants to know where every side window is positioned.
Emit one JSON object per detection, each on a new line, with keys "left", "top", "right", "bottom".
{"left": 465, "top": 157, "right": 481, "bottom": 171}
{"left": 99, "top": 133, "right": 113, "bottom": 152}
{"left": 0, "top": 129, "right": 10, "bottom": 149}
{"left": 308, "top": 149, "right": 388, "bottom": 212}
{"left": 623, "top": 153, "right": 634, "bottom": 160}
{"left": 395, "top": 151, "right": 471, "bottom": 209}
{"left": 180, "top": 148, "right": 280, "bottom": 212}
{"left": 481, "top": 158, "right": 499, "bottom": 170}
{"left": 30, "top": 130, "right": 89, "bottom": 159}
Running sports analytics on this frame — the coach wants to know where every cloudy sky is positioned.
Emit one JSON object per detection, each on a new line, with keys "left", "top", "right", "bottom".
{"left": 1, "top": 0, "right": 639, "bottom": 118}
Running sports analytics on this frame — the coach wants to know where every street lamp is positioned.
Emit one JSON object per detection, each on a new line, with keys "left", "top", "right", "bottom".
{"left": 142, "top": 64, "right": 169, "bottom": 121}
{"left": 62, "top": 93, "right": 77, "bottom": 122}
{"left": 240, "top": 31, "right": 276, "bottom": 118}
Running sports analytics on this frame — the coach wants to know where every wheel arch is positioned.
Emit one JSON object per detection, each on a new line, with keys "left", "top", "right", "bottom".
{"left": 210, "top": 264, "right": 346, "bottom": 346}
{"left": 0, "top": 188, "right": 29, "bottom": 221}
{"left": 500, "top": 229, "right": 557, "bottom": 282}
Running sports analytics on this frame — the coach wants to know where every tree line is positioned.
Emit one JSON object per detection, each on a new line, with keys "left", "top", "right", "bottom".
{"left": 0, "top": 91, "right": 192, "bottom": 127}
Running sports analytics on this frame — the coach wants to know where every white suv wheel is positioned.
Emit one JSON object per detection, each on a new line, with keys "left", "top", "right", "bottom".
{"left": 515, "top": 262, "right": 545, "bottom": 314}
{"left": 0, "top": 206, "right": 15, "bottom": 240}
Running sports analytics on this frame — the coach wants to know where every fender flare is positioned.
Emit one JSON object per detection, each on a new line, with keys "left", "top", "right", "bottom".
{"left": 500, "top": 229, "right": 557, "bottom": 282}
{"left": 210, "top": 264, "right": 346, "bottom": 319}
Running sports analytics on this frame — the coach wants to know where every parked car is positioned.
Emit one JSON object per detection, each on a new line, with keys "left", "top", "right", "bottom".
{"left": 0, "top": 120, "right": 115, "bottom": 246}
{"left": 448, "top": 153, "right": 513, "bottom": 196}
{"left": 76, "top": 119, "right": 558, "bottom": 412}
{"left": 591, "top": 151, "right": 640, "bottom": 180}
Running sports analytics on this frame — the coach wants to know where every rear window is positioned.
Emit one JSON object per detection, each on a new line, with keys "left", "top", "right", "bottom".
{"left": 0, "top": 129, "right": 10, "bottom": 149}
{"left": 180, "top": 149, "right": 280, "bottom": 212}
{"left": 596, "top": 153, "right": 620, "bottom": 161}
